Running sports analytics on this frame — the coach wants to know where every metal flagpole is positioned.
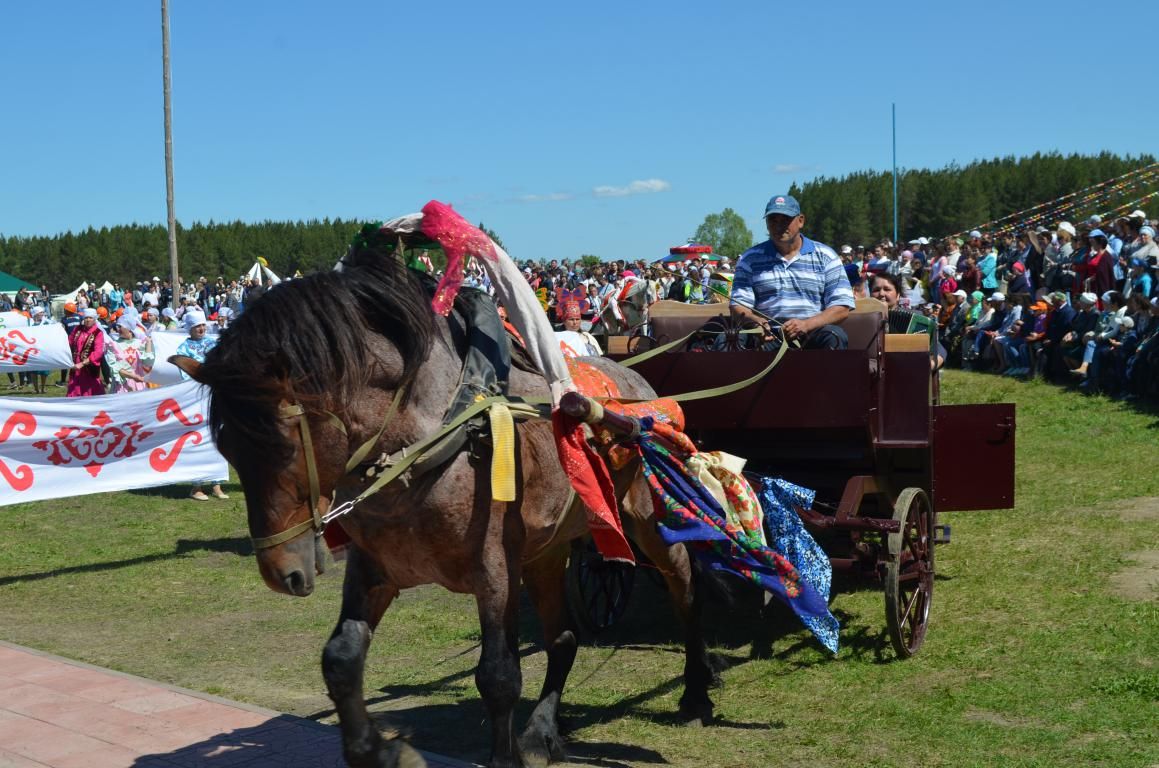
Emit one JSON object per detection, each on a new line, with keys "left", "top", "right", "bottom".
{"left": 892, "top": 102, "right": 898, "bottom": 245}
{"left": 162, "top": 0, "right": 179, "bottom": 310}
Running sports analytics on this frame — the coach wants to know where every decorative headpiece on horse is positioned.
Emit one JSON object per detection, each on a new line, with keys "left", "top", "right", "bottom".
{"left": 350, "top": 201, "right": 499, "bottom": 317}
{"left": 555, "top": 287, "right": 589, "bottom": 320}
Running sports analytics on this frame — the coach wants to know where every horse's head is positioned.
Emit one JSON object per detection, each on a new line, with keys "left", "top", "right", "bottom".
{"left": 172, "top": 242, "right": 435, "bottom": 597}
{"left": 175, "top": 355, "right": 355, "bottom": 596}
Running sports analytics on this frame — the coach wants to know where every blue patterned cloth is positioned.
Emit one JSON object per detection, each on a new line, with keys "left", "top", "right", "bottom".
{"left": 637, "top": 435, "right": 839, "bottom": 653}
{"left": 755, "top": 477, "right": 838, "bottom": 653}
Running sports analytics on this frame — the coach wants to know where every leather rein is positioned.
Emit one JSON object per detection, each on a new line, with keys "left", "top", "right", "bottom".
{"left": 249, "top": 386, "right": 406, "bottom": 551}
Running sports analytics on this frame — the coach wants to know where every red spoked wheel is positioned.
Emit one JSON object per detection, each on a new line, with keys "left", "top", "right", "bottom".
{"left": 884, "top": 488, "right": 935, "bottom": 658}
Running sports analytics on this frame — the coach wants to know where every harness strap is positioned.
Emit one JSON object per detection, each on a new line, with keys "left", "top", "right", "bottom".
{"left": 251, "top": 387, "right": 408, "bottom": 551}
{"left": 252, "top": 403, "right": 324, "bottom": 551}
{"left": 344, "top": 384, "right": 406, "bottom": 474}
{"left": 323, "top": 397, "right": 546, "bottom": 523}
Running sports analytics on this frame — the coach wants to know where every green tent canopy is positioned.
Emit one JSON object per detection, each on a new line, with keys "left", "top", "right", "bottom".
{"left": 0, "top": 270, "right": 39, "bottom": 295}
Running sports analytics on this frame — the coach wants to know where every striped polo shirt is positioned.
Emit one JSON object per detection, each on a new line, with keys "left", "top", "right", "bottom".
{"left": 730, "top": 236, "right": 855, "bottom": 319}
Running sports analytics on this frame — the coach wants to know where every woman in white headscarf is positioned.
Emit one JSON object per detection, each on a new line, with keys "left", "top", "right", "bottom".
{"left": 175, "top": 309, "right": 229, "bottom": 500}
{"left": 67, "top": 308, "right": 106, "bottom": 397}
{"left": 104, "top": 317, "right": 155, "bottom": 393}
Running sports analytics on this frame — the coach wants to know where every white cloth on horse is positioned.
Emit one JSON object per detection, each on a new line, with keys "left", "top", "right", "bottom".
{"left": 483, "top": 240, "right": 573, "bottom": 404}
{"left": 350, "top": 211, "right": 574, "bottom": 406}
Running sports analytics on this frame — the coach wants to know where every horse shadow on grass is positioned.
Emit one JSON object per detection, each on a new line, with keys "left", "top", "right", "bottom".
{"left": 0, "top": 536, "right": 251, "bottom": 587}
{"left": 309, "top": 575, "right": 892, "bottom": 765}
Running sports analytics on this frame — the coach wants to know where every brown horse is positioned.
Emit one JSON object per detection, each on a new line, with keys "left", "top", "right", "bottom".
{"left": 173, "top": 240, "right": 715, "bottom": 768}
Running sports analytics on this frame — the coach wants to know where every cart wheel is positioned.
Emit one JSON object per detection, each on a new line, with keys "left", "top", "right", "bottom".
{"left": 627, "top": 328, "right": 657, "bottom": 353}
{"left": 884, "top": 488, "right": 935, "bottom": 658}
{"left": 566, "top": 539, "right": 636, "bottom": 635}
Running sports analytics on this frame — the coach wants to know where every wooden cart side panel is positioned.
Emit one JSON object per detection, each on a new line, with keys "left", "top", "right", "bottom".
{"left": 932, "top": 403, "right": 1016, "bottom": 511}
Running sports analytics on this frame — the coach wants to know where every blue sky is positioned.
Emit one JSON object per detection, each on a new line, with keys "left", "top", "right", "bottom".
{"left": 2, "top": 0, "right": 1156, "bottom": 265}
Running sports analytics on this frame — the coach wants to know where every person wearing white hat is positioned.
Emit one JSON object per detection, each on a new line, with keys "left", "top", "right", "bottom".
{"left": 1070, "top": 291, "right": 1128, "bottom": 386}
{"left": 1060, "top": 292, "right": 1102, "bottom": 373}
{"left": 105, "top": 316, "right": 155, "bottom": 394}
{"left": 67, "top": 308, "right": 106, "bottom": 397}
{"left": 963, "top": 290, "right": 1012, "bottom": 367}
{"left": 175, "top": 309, "right": 228, "bottom": 500}
{"left": 209, "top": 306, "right": 233, "bottom": 335}
{"left": 25, "top": 305, "right": 53, "bottom": 394}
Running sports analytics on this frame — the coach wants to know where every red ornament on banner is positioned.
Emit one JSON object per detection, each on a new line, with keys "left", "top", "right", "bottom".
{"left": 149, "top": 398, "right": 204, "bottom": 473}
{"left": 32, "top": 410, "right": 154, "bottom": 478}
{"left": 0, "top": 411, "right": 37, "bottom": 491}
{"left": 1, "top": 329, "right": 41, "bottom": 367}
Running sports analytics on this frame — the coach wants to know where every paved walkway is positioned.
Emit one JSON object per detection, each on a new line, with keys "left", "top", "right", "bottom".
{"left": 0, "top": 641, "right": 474, "bottom": 768}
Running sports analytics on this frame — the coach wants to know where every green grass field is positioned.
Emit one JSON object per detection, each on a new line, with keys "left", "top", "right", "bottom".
{"left": 1, "top": 371, "right": 1156, "bottom": 766}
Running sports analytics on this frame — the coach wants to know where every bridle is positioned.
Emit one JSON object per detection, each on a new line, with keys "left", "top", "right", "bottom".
{"left": 249, "top": 388, "right": 406, "bottom": 551}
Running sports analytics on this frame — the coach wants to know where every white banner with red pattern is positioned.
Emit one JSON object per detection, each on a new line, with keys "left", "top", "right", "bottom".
{"left": 0, "top": 381, "right": 229, "bottom": 506}
{"left": 0, "top": 313, "right": 72, "bottom": 371}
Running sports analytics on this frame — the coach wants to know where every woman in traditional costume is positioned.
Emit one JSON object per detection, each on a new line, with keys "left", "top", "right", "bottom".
{"left": 104, "top": 317, "right": 155, "bottom": 393}
{"left": 67, "top": 308, "right": 106, "bottom": 397}
{"left": 174, "top": 309, "right": 229, "bottom": 499}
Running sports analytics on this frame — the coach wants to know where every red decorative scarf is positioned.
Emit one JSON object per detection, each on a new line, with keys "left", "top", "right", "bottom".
{"left": 420, "top": 200, "right": 498, "bottom": 316}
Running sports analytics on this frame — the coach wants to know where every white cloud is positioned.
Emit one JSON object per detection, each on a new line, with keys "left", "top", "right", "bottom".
{"left": 592, "top": 178, "right": 671, "bottom": 198}
{"left": 517, "top": 192, "right": 573, "bottom": 203}
{"left": 772, "top": 163, "right": 808, "bottom": 174}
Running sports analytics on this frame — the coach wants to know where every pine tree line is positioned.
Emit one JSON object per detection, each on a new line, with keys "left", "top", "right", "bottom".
{"left": 0, "top": 219, "right": 361, "bottom": 293}
{"left": 790, "top": 151, "right": 1157, "bottom": 248}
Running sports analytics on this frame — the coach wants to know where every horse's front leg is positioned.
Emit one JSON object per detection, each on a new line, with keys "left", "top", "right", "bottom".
{"left": 322, "top": 546, "right": 426, "bottom": 768}
{"left": 474, "top": 501, "right": 526, "bottom": 768}
{"left": 518, "top": 544, "right": 575, "bottom": 767}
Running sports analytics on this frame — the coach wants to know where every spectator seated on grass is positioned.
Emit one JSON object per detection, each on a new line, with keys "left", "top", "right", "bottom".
{"left": 1070, "top": 291, "right": 1127, "bottom": 381}
{"left": 940, "top": 289, "right": 970, "bottom": 366}
{"left": 1122, "top": 297, "right": 1159, "bottom": 401}
{"left": 963, "top": 292, "right": 1011, "bottom": 371}
{"left": 1060, "top": 292, "right": 1101, "bottom": 371}
{"left": 999, "top": 299, "right": 1049, "bottom": 377}
{"left": 1092, "top": 315, "right": 1138, "bottom": 396}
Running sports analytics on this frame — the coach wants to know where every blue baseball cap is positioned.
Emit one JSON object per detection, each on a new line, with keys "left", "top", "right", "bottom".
{"left": 764, "top": 194, "right": 801, "bottom": 218}
{"left": 1089, "top": 228, "right": 1107, "bottom": 239}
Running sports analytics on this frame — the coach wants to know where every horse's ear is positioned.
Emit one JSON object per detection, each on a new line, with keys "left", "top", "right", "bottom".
{"left": 169, "top": 355, "right": 204, "bottom": 381}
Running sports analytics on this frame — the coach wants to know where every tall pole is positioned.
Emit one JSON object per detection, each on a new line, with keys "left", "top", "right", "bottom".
{"left": 892, "top": 102, "right": 898, "bottom": 245}
{"left": 162, "top": 0, "right": 179, "bottom": 310}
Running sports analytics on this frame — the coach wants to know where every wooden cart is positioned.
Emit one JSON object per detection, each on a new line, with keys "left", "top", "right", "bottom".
{"left": 568, "top": 299, "right": 1016, "bottom": 657}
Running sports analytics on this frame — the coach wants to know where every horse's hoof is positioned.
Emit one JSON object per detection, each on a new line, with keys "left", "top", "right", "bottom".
{"left": 519, "top": 714, "right": 567, "bottom": 767}
{"left": 380, "top": 739, "right": 428, "bottom": 768}
{"left": 678, "top": 693, "right": 715, "bottom": 727}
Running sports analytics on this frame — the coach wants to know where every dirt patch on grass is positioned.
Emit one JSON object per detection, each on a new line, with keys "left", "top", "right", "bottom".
{"left": 1109, "top": 496, "right": 1159, "bottom": 522}
{"left": 963, "top": 708, "right": 1040, "bottom": 728}
{"left": 1110, "top": 550, "right": 1159, "bottom": 602}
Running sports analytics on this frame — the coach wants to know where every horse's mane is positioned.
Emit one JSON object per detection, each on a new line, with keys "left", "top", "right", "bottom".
{"left": 199, "top": 238, "right": 435, "bottom": 459}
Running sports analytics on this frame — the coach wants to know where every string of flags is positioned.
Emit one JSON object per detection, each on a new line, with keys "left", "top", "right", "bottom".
{"left": 948, "top": 163, "right": 1158, "bottom": 240}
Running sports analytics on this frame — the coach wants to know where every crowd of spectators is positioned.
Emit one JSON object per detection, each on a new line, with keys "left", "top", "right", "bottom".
{"left": 6, "top": 209, "right": 1157, "bottom": 406}
{"left": 837, "top": 210, "right": 1159, "bottom": 402}
{"left": 2, "top": 274, "right": 268, "bottom": 395}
